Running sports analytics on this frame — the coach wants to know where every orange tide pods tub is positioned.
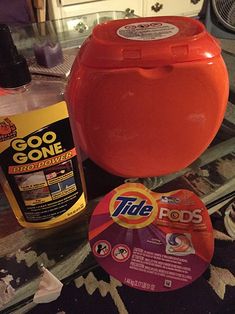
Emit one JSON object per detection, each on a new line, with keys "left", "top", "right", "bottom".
{"left": 66, "top": 16, "right": 229, "bottom": 178}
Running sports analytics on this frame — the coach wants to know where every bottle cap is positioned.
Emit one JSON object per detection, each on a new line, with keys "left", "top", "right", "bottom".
{"left": 0, "top": 24, "right": 31, "bottom": 88}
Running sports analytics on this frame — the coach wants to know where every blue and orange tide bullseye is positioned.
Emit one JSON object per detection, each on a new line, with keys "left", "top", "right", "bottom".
{"left": 109, "top": 187, "right": 158, "bottom": 229}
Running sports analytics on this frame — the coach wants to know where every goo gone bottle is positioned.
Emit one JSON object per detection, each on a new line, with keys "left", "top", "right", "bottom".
{"left": 0, "top": 24, "right": 86, "bottom": 228}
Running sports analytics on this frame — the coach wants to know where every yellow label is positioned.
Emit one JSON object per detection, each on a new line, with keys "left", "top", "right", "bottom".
{"left": 0, "top": 101, "right": 86, "bottom": 227}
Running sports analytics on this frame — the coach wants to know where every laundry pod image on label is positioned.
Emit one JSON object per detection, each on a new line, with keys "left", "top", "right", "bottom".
{"left": 89, "top": 183, "right": 214, "bottom": 292}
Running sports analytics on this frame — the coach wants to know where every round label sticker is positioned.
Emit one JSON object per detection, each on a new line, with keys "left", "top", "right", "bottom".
{"left": 117, "top": 22, "right": 179, "bottom": 41}
{"left": 89, "top": 183, "right": 214, "bottom": 292}
{"left": 109, "top": 185, "right": 158, "bottom": 229}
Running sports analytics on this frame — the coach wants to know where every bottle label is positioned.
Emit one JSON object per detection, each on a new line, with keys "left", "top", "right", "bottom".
{"left": 117, "top": 22, "right": 179, "bottom": 41}
{"left": 0, "top": 101, "right": 86, "bottom": 223}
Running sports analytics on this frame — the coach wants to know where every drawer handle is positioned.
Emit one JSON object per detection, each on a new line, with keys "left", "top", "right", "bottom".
{"left": 151, "top": 2, "right": 163, "bottom": 13}
{"left": 125, "top": 8, "right": 135, "bottom": 17}
{"left": 74, "top": 21, "right": 88, "bottom": 33}
{"left": 191, "top": 0, "right": 201, "bottom": 4}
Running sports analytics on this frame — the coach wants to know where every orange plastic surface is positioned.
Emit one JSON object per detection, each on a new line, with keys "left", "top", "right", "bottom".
{"left": 66, "top": 17, "right": 229, "bottom": 178}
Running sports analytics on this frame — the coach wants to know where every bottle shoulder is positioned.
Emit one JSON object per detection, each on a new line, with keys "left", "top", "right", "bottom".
{"left": 0, "top": 79, "right": 65, "bottom": 116}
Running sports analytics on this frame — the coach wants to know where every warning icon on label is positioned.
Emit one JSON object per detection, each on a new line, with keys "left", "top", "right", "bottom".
{"left": 112, "top": 244, "right": 131, "bottom": 262}
{"left": 93, "top": 240, "right": 111, "bottom": 257}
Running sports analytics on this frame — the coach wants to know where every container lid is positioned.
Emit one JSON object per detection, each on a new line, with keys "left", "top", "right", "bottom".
{"left": 79, "top": 16, "right": 221, "bottom": 68}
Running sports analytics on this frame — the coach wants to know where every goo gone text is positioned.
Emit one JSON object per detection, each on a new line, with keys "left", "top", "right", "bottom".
{"left": 11, "top": 131, "right": 63, "bottom": 164}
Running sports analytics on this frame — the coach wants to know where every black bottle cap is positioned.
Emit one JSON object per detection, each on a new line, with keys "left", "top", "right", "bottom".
{"left": 0, "top": 24, "right": 31, "bottom": 88}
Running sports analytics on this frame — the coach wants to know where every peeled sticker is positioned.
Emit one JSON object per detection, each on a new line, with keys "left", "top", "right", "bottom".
{"left": 33, "top": 267, "right": 63, "bottom": 304}
{"left": 224, "top": 203, "right": 235, "bottom": 239}
{"left": 89, "top": 183, "right": 214, "bottom": 292}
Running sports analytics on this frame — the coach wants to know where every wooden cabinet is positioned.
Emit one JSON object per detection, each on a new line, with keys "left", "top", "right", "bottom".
{"left": 48, "top": 0, "right": 143, "bottom": 20}
{"left": 48, "top": 0, "right": 203, "bottom": 21}
{"left": 143, "top": 0, "right": 203, "bottom": 17}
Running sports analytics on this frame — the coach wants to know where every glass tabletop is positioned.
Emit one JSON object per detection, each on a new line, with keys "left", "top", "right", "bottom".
{"left": 0, "top": 118, "right": 234, "bottom": 313}
{"left": 9, "top": 11, "right": 138, "bottom": 58}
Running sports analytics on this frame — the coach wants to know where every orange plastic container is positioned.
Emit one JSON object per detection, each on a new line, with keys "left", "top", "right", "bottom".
{"left": 66, "top": 16, "right": 229, "bottom": 178}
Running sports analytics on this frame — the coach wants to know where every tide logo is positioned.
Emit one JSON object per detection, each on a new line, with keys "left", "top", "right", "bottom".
{"left": 110, "top": 187, "right": 158, "bottom": 229}
{"left": 112, "top": 196, "right": 153, "bottom": 217}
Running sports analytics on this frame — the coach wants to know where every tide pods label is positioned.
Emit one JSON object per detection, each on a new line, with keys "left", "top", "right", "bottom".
{"left": 117, "top": 22, "right": 179, "bottom": 41}
{"left": 89, "top": 183, "right": 214, "bottom": 292}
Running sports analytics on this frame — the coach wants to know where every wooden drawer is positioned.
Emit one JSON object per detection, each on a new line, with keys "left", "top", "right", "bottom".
{"left": 143, "top": 0, "right": 203, "bottom": 17}
{"left": 48, "top": 0, "right": 143, "bottom": 20}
